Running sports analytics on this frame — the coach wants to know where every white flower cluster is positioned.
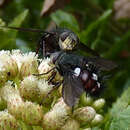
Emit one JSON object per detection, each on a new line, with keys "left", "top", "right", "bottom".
{"left": 0, "top": 50, "right": 105, "bottom": 130}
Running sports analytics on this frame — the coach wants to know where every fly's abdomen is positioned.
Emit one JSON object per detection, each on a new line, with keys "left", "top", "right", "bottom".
{"left": 80, "top": 69, "right": 101, "bottom": 96}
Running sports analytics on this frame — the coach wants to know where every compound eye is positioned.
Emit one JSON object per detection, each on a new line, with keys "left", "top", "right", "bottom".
{"left": 60, "top": 32, "right": 69, "bottom": 41}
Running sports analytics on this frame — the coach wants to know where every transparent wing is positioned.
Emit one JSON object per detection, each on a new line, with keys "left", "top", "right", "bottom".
{"left": 62, "top": 72, "right": 84, "bottom": 107}
{"left": 79, "top": 42, "right": 100, "bottom": 56}
{"left": 86, "top": 57, "right": 117, "bottom": 71}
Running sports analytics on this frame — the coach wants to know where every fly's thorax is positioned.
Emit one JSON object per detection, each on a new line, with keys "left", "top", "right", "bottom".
{"left": 50, "top": 51, "right": 63, "bottom": 65}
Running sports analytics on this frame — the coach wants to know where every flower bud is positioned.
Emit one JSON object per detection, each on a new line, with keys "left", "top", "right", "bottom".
{"left": 38, "top": 58, "right": 54, "bottom": 80}
{"left": 0, "top": 50, "right": 18, "bottom": 84}
{"left": 37, "top": 79, "right": 55, "bottom": 101}
{"left": 38, "top": 58, "right": 63, "bottom": 82}
{"left": 21, "top": 101, "right": 43, "bottom": 125}
{"left": 81, "top": 128, "right": 91, "bottom": 130}
{"left": 18, "top": 52, "right": 38, "bottom": 79}
{"left": 61, "top": 119, "right": 80, "bottom": 130}
{"left": 20, "top": 75, "right": 54, "bottom": 103}
{"left": 1, "top": 82, "right": 43, "bottom": 125}
{"left": 20, "top": 75, "right": 39, "bottom": 101}
{"left": 92, "top": 98, "right": 105, "bottom": 110}
{"left": 42, "top": 98, "right": 71, "bottom": 130}
{"left": 0, "top": 66, "right": 8, "bottom": 86}
{"left": 80, "top": 93, "right": 93, "bottom": 106}
{"left": 74, "top": 106, "right": 96, "bottom": 125}
{"left": 0, "top": 96, "right": 7, "bottom": 110}
{"left": 8, "top": 101, "right": 24, "bottom": 120}
{"left": 91, "top": 114, "right": 103, "bottom": 126}
{"left": 0, "top": 81, "right": 21, "bottom": 102}
{"left": 11, "top": 49, "right": 23, "bottom": 70}
{"left": 0, "top": 82, "right": 24, "bottom": 119}
{"left": 0, "top": 110, "right": 18, "bottom": 130}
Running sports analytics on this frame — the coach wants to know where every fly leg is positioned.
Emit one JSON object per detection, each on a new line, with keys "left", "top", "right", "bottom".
{"left": 39, "top": 70, "right": 62, "bottom": 105}
{"left": 48, "top": 82, "right": 62, "bottom": 95}
{"left": 33, "top": 67, "right": 56, "bottom": 76}
{"left": 41, "top": 81, "right": 62, "bottom": 105}
{"left": 36, "top": 33, "right": 50, "bottom": 57}
{"left": 37, "top": 32, "right": 56, "bottom": 57}
{"left": 47, "top": 71, "right": 62, "bottom": 97}
{"left": 48, "top": 71, "right": 57, "bottom": 84}
{"left": 42, "top": 40, "right": 46, "bottom": 57}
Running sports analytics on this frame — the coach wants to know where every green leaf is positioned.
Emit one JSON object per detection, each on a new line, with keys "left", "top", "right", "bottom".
{"left": 9, "top": 9, "right": 29, "bottom": 27}
{"left": 92, "top": 127, "right": 101, "bottom": 130}
{"left": 80, "top": 9, "right": 112, "bottom": 45}
{"left": 32, "top": 126, "right": 43, "bottom": 130}
{"left": 91, "top": 28, "right": 103, "bottom": 49}
{"left": 51, "top": 10, "right": 79, "bottom": 32}
{"left": 0, "top": 9, "right": 29, "bottom": 49}
{"left": 110, "top": 79, "right": 130, "bottom": 117}
{"left": 110, "top": 106, "right": 130, "bottom": 130}
{"left": 8, "top": 9, "right": 29, "bottom": 38}
{"left": 105, "top": 79, "right": 130, "bottom": 130}
{"left": 103, "top": 31, "right": 130, "bottom": 59}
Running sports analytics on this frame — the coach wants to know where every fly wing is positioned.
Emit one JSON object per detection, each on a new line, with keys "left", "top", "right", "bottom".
{"left": 79, "top": 42, "right": 100, "bottom": 56}
{"left": 62, "top": 72, "right": 84, "bottom": 107}
{"left": 86, "top": 57, "right": 117, "bottom": 71}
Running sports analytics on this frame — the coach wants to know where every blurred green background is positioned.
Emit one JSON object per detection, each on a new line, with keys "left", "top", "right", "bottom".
{"left": 0, "top": 0, "right": 130, "bottom": 129}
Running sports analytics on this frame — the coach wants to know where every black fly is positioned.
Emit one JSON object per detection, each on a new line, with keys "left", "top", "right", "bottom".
{"left": 41, "top": 51, "right": 117, "bottom": 107}
{"left": 0, "top": 26, "right": 99, "bottom": 57}
{"left": 0, "top": 26, "right": 117, "bottom": 107}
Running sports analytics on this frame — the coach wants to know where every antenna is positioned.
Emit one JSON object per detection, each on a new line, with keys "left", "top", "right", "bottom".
{"left": 0, "top": 26, "right": 51, "bottom": 34}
